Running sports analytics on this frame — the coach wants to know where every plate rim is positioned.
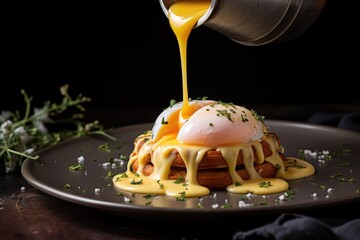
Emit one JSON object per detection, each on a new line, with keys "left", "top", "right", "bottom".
{"left": 21, "top": 120, "right": 360, "bottom": 219}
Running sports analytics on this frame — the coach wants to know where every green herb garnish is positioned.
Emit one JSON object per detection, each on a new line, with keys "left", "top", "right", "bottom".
{"left": 161, "top": 117, "right": 168, "bottom": 125}
{"left": 98, "top": 143, "right": 111, "bottom": 152}
{"left": 130, "top": 179, "right": 143, "bottom": 185}
{"left": 169, "top": 99, "right": 176, "bottom": 108}
{"left": 259, "top": 181, "right": 272, "bottom": 188}
{"left": 176, "top": 191, "right": 186, "bottom": 201}
{"left": 216, "top": 109, "right": 233, "bottom": 122}
{"left": 68, "top": 163, "right": 83, "bottom": 171}
{"left": 0, "top": 84, "right": 115, "bottom": 173}
{"left": 174, "top": 175, "right": 185, "bottom": 184}
{"left": 235, "top": 181, "right": 241, "bottom": 186}
{"left": 157, "top": 180, "right": 164, "bottom": 189}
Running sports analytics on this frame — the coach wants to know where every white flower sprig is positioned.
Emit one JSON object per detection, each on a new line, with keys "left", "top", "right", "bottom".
{"left": 0, "top": 84, "right": 116, "bottom": 173}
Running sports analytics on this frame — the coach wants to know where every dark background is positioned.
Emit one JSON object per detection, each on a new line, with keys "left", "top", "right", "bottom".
{"left": 2, "top": 1, "right": 359, "bottom": 127}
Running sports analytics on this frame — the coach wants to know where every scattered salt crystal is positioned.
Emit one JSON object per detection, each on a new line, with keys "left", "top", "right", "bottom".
{"left": 20, "top": 186, "right": 26, "bottom": 192}
{"left": 238, "top": 200, "right": 254, "bottom": 208}
{"left": 124, "top": 197, "right": 131, "bottom": 203}
{"left": 327, "top": 188, "right": 334, "bottom": 194}
{"left": 318, "top": 159, "right": 326, "bottom": 164}
{"left": 111, "top": 157, "right": 127, "bottom": 166}
{"left": 278, "top": 195, "right": 285, "bottom": 201}
{"left": 246, "top": 192, "right": 254, "bottom": 199}
{"left": 102, "top": 162, "right": 110, "bottom": 168}
{"left": 212, "top": 203, "right": 219, "bottom": 209}
{"left": 77, "top": 156, "right": 85, "bottom": 164}
{"left": 95, "top": 188, "right": 100, "bottom": 194}
{"left": 304, "top": 149, "right": 311, "bottom": 154}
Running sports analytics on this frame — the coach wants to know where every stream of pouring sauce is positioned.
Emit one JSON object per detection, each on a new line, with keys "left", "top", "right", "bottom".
{"left": 112, "top": 0, "right": 315, "bottom": 198}
{"left": 168, "top": 0, "right": 211, "bottom": 125}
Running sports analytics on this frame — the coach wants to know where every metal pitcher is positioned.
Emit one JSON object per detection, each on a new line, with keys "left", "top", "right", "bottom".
{"left": 159, "top": 0, "right": 327, "bottom": 46}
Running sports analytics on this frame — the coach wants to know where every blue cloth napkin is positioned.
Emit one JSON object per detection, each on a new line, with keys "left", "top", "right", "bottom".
{"left": 233, "top": 213, "right": 360, "bottom": 240}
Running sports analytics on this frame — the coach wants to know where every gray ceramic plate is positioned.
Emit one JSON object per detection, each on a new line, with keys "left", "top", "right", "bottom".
{"left": 21, "top": 120, "right": 360, "bottom": 221}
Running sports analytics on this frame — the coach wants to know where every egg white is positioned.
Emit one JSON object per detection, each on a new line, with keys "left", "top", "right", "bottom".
{"left": 151, "top": 99, "right": 215, "bottom": 141}
{"left": 152, "top": 100, "right": 265, "bottom": 146}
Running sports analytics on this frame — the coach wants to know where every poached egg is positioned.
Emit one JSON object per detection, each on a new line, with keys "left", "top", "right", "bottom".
{"left": 152, "top": 99, "right": 266, "bottom": 146}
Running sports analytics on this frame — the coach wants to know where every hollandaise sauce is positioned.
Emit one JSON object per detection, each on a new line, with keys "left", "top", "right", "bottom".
{"left": 168, "top": 0, "right": 211, "bottom": 125}
{"left": 112, "top": 0, "right": 315, "bottom": 199}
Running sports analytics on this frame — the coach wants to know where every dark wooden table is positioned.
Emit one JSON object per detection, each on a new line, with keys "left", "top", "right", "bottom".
{"left": 1, "top": 104, "right": 360, "bottom": 240}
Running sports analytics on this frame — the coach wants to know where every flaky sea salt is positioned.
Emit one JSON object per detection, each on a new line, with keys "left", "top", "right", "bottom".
{"left": 245, "top": 192, "right": 254, "bottom": 199}
{"left": 212, "top": 203, "right": 219, "bottom": 209}
{"left": 278, "top": 194, "right": 285, "bottom": 201}
{"left": 77, "top": 156, "right": 85, "bottom": 164}
{"left": 238, "top": 200, "right": 254, "bottom": 208}
{"left": 102, "top": 162, "right": 110, "bottom": 168}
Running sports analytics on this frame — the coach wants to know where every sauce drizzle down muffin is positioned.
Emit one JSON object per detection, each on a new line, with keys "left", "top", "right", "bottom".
{"left": 112, "top": 99, "right": 315, "bottom": 198}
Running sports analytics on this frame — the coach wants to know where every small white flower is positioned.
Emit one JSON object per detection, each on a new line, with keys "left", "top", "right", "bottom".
{"left": 14, "top": 126, "right": 25, "bottom": 135}
{"left": 14, "top": 126, "right": 31, "bottom": 144}
{"left": 0, "top": 111, "right": 13, "bottom": 122}
{"left": 34, "top": 107, "right": 51, "bottom": 123}
{"left": 1, "top": 120, "right": 13, "bottom": 136}
{"left": 84, "top": 123, "right": 94, "bottom": 132}
{"left": 34, "top": 121, "right": 48, "bottom": 135}
{"left": 24, "top": 148, "right": 35, "bottom": 155}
